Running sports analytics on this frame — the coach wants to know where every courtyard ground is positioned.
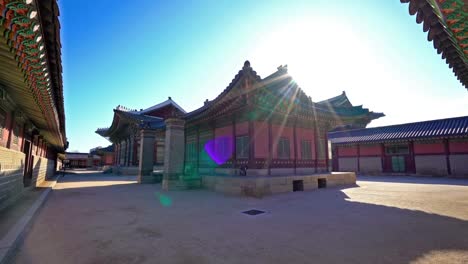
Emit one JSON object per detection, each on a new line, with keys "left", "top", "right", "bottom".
{"left": 10, "top": 172, "right": 468, "bottom": 264}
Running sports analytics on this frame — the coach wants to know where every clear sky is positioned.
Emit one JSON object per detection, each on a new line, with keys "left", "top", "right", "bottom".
{"left": 59, "top": 0, "right": 468, "bottom": 152}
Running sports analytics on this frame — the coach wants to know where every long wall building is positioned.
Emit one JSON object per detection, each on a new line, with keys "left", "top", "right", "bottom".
{"left": 329, "top": 116, "right": 468, "bottom": 177}
{"left": 0, "top": 1, "right": 66, "bottom": 209}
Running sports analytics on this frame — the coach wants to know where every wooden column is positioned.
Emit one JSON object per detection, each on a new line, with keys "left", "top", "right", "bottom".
{"left": 232, "top": 117, "right": 237, "bottom": 169}
{"left": 128, "top": 138, "right": 132, "bottom": 166}
{"left": 212, "top": 122, "right": 216, "bottom": 171}
{"left": 444, "top": 139, "right": 451, "bottom": 175}
{"left": 380, "top": 143, "right": 385, "bottom": 172}
{"left": 293, "top": 119, "right": 297, "bottom": 175}
{"left": 248, "top": 120, "right": 254, "bottom": 168}
{"left": 6, "top": 112, "right": 14, "bottom": 149}
{"left": 357, "top": 144, "right": 360, "bottom": 173}
{"left": 325, "top": 128, "right": 329, "bottom": 172}
{"left": 408, "top": 141, "right": 415, "bottom": 173}
{"left": 268, "top": 119, "right": 272, "bottom": 175}
{"left": 196, "top": 126, "right": 200, "bottom": 172}
{"left": 114, "top": 143, "right": 119, "bottom": 165}
{"left": 314, "top": 122, "right": 318, "bottom": 173}
{"left": 335, "top": 145, "right": 340, "bottom": 171}
{"left": 133, "top": 137, "right": 138, "bottom": 166}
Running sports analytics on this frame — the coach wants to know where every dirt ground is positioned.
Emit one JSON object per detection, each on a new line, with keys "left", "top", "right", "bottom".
{"left": 10, "top": 173, "right": 468, "bottom": 264}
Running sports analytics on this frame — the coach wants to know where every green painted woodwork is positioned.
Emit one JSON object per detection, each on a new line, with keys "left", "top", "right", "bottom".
{"left": 0, "top": 1, "right": 64, "bottom": 149}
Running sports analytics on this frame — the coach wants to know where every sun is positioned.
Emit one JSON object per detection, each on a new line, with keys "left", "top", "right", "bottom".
{"left": 247, "top": 16, "right": 380, "bottom": 101}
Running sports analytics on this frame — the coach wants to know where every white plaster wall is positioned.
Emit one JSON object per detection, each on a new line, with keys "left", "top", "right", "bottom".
{"left": 359, "top": 157, "right": 382, "bottom": 174}
{"left": 338, "top": 157, "right": 358, "bottom": 172}
{"left": 270, "top": 168, "right": 295, "bottom": 176}
{"left": 450, "top": 154, "right": 468, "bottom": 177}
{"left": 415, "top": 155, "right": 447, "bottom": 176}
{"left": 296, "top": 168, "right": 315, "bottom": 174}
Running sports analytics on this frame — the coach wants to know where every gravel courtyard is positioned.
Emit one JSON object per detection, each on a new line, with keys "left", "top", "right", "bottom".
{"left": 11, "top": 173, "right": 468, "bottom": 264}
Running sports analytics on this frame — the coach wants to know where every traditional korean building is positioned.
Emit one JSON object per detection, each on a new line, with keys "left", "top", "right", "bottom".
{"left": 329, "top": 116, "right": 468, "bottom": 177}
{"left": 401, "top": 0, "right": 468, "bottom": 90}
{"left": 97, "top": 61, "right": 383, "bottom": 190}
{"left": 64, "top": 153, "right": 100, "bottom": 169}
{"left": 90, "top": 145, "right": 114, "bottom": 167}
{"left": 0, "top": 1, "right": 66, "bottom": 209}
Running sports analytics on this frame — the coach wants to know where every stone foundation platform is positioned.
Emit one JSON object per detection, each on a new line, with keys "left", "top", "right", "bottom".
{"left": 202, "top": 172, "right": 356, "bottom": 197}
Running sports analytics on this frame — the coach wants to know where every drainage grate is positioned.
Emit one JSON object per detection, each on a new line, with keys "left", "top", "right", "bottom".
{"left": 242, "top": 209, "right": 265, "bottom": 216}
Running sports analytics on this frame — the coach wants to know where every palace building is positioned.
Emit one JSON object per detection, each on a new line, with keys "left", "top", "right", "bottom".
{"left": 97, "top": 61, "right": 383, "bottom": 192}
{"left": 329, "top": 116, "right": 468, "bottom": 177}
{"left": 0, "top": 0, "right": 66, "bottom": 209}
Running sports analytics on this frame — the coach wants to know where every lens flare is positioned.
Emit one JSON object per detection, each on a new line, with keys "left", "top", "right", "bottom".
{"left": 155, "top": 192, "right": 172, "bottom": 207}
{"left": 204, "top": 136, "right": 233, "bottom": 165}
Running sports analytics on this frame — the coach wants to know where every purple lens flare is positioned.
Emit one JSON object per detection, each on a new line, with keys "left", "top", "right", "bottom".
{"left": 204, "top": 136, "right": 233, "bottom": 165}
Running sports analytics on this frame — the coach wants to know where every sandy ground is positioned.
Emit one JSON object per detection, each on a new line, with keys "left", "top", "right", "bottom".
{"left": 10, "top": 173, "right": 468, "bottom": 264}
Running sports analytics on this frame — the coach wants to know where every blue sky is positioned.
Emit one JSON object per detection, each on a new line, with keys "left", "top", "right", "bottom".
{"left": 59, "top": 0, "right": 468, "bottom": 152}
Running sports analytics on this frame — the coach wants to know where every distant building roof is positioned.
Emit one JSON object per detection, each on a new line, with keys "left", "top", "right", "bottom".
{"left": 136, "top": 97, "right": 186, "bottom": 114}
{"left": 65, "top": 153, "right": 89, "bottom": 159}
{"left": 329, "top": 116, "right": 468, "bottom": 144}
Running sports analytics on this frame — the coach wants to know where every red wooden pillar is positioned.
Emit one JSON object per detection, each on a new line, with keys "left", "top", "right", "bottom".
{"left": 232, "top": 117, "right": 237, "bottom": 169}
{"left": 268, "top": 119, "right": 272, "bottom": 175}
{"left": 293, "top": 119, "right": 297, "bottom": 175}
{"left": 325, "top": 132, "right": 329, "bottom": 172}
{"left": 444, "top": 139, "right": 451, "bottom": 175}
{"left": 115, "top": 143, "right": 120, "bottom": 166}
{"left": 154, "top": 141, "right": 157, "bottom": 165}
{"left": 248, "top": 120, "right": 254, "bottom": 169}
{"left": 6, "top": 112, "right": 14, "bottom": 149}
{"left": 408, "top": 141, "right": 416, "bottom": 173}
{"left": 357, "top": 144, "right": 360, "bottom": 173}
{"left": 314, "top": 123, "right": 318, "bottom": 173}
{"left": 196, "top": 126, "right": 200, "bottom": 172}
{"left": 133, "top": 137, "right": 138, "bottom": 166}
{"left": 380, "top": 143, "right": 385, "bottom": 172}
{"left": 212, "top": 122, "right": 216, "bottom": 169}
{"left": 333, "top": 145, "right": 339, "bottom": 171}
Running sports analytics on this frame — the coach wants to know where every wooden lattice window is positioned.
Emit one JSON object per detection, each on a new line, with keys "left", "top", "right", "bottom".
{"left": 385, "top": 145, "right": 409, "bottom": 155}
{"left": 185, "top": 142, "right": 196, "bottom": 161}
{"left": 236, "top": 136, "right": 249, "bottom": 159}
{"left": 278, "top": 137, "right": 290, "bottom": 159}
{"left": 301, "top": 140, "right": 312, "bottom": 159}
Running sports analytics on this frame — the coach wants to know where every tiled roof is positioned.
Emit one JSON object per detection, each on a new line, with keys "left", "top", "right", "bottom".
{"left": 317, "top": 91, "right": 353, "bottom": 108}
{"left": 329, "top": 116, "right": 468, "bottom": 144}
{"left": 136, "top": 97, "right": 186, "bottom": 114}
{"left": 65, "top": 153, "right": 89, "bottom": 159}
{"left": 401, "top": 0, "right": 468, "bottom": 91}
{"left": 185, "top": 61, "right": 384, "bottom": 121}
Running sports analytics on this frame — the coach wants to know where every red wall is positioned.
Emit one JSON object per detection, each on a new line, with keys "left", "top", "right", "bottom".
{"left": 215, "top": 125, "right": 231, "bottom": 137}
{"left": 360, "top": 144, "right": 381, "bottom": 156}
{"left": 449, "top": 140, "right": 468, "bottom": 153}
{"left": 414, "top": 141, "right": 444, "bottom": 154}
{"left": 103, "top": 153, "right": 114, "bottom": 165}
{"left": 338, "top": 146, "right": 358, "bottom": 157}
{"left": 254, "top": 121, "right": 269, "bottom": 158}
{"left": 236, "top": 121, "right": 248, "bottom": 135}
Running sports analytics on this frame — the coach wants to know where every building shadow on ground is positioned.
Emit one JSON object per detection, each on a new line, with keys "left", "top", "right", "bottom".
{"left": 11, "top": 174, "right": 468, "bottom": 264}
{"left": 358, "top": 174, "right": 468, "bottom": 186}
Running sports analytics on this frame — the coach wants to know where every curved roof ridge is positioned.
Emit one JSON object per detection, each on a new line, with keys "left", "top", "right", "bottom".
{"left": 137, "top": 97, "right": 186, "bottom": 114}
